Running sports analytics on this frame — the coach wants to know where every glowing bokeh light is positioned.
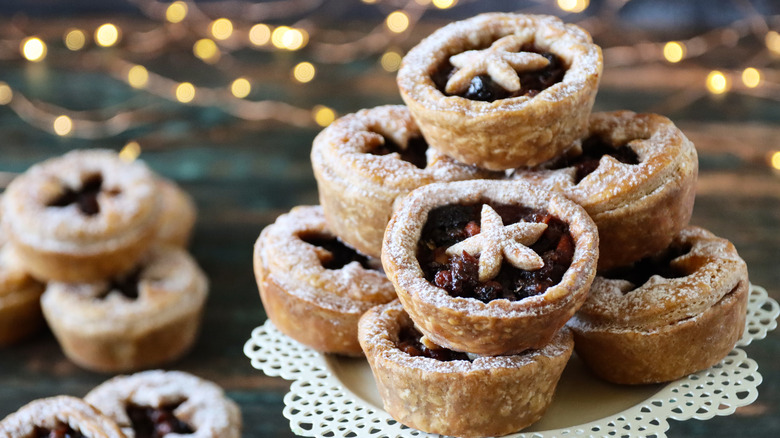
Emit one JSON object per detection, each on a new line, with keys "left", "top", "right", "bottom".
{"left": 663, "top": 41, "right": 685, "bottom": 63}
{"left": 293, "top": 62, "right": 316, "bottom": 83}
{"left": 211, "top": 18, "right": 234, "bottom": 40}
{"left": 706, "top": 70, "right": 729, "bottom": 94}
{"left": 166, "top": 1, "right": 188, "bottom": 23}
{"left": 175, "top": 82, "right": 196, "bottom": 103}
{"left": 386, "top": 11, "right": 409, "bottom": 33}
{"left": 432, "top": 0, "right": 457, "bottom": 9}
{"left": 64, "top": 29, "right": 86, "bottom": 51}
{"left": 249, "top": 24, "right": 272, "bottom": 46}
{"left": 193, "top": 38, "right": 220, "bottom": 63}
{"left": 313, "top": 105, "right": 336, "bottom": 127}
{"left": 557, "top": 0, "right": 589, "bottom": 13}
{"left": 95, "top": 24, "right": 120, "bottom": 47}
{"left": 127, "top": 65, "right": 149, "bottom": 89}
{"left": 231, "top": 78, "right": 252, "bottom": 98}
{"left": 53, "top": 115, "right": 73, "bottom": 136}
{"left": 119, "top": 141, "right": 141, "bottom": 162}
{"left": 21, "top": 37, "right": 47, "bottom": 62}
{"left": 742, "top": 68, "right": 761, "bottom": 88}
{"left": 380, "top": 50, "right": 403, "bottom": 72}
{"left": 0, "top": 82, "right": 13, "bottom": 105}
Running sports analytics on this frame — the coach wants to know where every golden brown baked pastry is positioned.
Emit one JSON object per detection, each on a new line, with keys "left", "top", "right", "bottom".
{"left": 85, "top": 370, "right": 241, "bottom": 438}
{"left": 382, "top": 179, "right": 598, "bottom": 355}
{"left": 0, "top": 207, "right": 45, "bottom": 346}
{"left": 155, "top": 177, "right": 197, "bottom": 248}
{"left": 568, "top": 226, "right": 749, "bottom": 384}
{"left": 1, "top": 149, "right": 161, "bottom": 282}
{"left": 514, "top": 111, "right": 698, "bottom": 271}
{"left": 254, "top": 205, "right": 396, "bottom": 356}
{"left": 397, "top": 13, "right": 602, "bottom": 170}
{"left": 311, "top": 105, "right": 497, "bottom": 258}
{"left": 41, "top": 246, "right": 208, "bottom": 372}
{"left": 358, "top": 300, "right": 573, "bottom": 438}
{"left": 0, "top": 395, "right": 126, "bottom": 438}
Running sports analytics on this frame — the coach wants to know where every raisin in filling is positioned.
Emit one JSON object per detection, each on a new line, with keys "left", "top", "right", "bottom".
{"left": 417, "top": 203, "right": 574, "bottom": 303}
{"left": 397, "top": 324, "right": 470, "bottom": 361}
{"left": 48, "top": 174, "right": 104, "bottom": 216}
{"left": 34, "top": 425, "right": 86, "bottom": 438}
{"left": 432, "top": 46, "right": 566, "bottom": 102}
{"left": 126, "top": 403, "right": 194, "bottom": 438}
{"left": 300, "top": 234, "right": 373, "bottom": 270}
{"left": 602, "top": 243, "right": 692, "bottom": 291}
{"left": 548, "top": 135, "right": 640, "bottom": 183}
{"left": 370, "top": 134, "right": 428, "bottom": 169}
{"left": 96, "top": 267, "right": 143, "bottom": 300}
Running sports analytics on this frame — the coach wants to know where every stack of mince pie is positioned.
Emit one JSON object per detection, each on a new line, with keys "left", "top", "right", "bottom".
{"left": 254, "top": 12, "right": 750, "bottom": 437}
{"left": 0, "top": 370, "right": 242, "bottom": 438}
{"left": 0, "top": 149, "right": 207, "bottom": 373}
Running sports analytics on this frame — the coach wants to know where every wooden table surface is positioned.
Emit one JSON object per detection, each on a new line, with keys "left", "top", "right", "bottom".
{"left": 1, "top": 16, "right": 779, "bottom": 438}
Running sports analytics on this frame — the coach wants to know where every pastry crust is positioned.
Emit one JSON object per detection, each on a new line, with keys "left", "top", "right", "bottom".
{"left": 382, "top": 180, "right": 598, "bottom": 355}
{"left": 85, "top": 370, "right": 241, "bottom": 438}
{"left": 397, "top": 13, "right": 602, "bottom": 170}
{"left": 254, "top": 205, "right": 396, "bottom": 356}
{"left": 0, "top": 395, "right": 126, "bottom": 438}
{"left": 358, "top": 300, "right": 573, "bottom": 438}
{"left": 568, "top": 226, "right": 749, "bottom": 384}
{"left": 41, "top": 246, "right": 208, "bottom": 372}
{"left": 311, "top": 105, "right": 497, "bottom": 258}
{"left": 155, "top": 177, "right": 197, "bottom": 248}
{"left": 514, "top": 111, "right": 698, "bottom": 271}
{"left": 1, "top": 149, "right": 161, "bottom": 282}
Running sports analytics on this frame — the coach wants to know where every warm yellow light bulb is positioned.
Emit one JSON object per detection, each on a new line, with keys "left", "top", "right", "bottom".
{"left": 211, "top": 18, "right": 233, "bottom": 40}
{"left": 119, "top": 141, "right": 141, "bottom": 162}
{"left": 742, "top": 68, "right": 761, "bottom": 88}
{"left": 231, "top": 78, "right": 252, "bottom": 98}
{"left": 432, "top": 0, "right": 457, "bottom": 9}
{"left": 766, "top": 30, "right": 780, "bottom": 55}
{"left": 176, "top": 82, "right": 196, "bottom": 103}
{"left": 271, "top": 26, "right": 290, "bottom": 49}
{"left": 21, "top": 37, "right": 47, "bottom": 62}
{"left": 53, "top": 115, "right": 73, "bottom": 136}
{"left": 0, "top": 82, "right": 13, "bottom": 105}
{"left": 380, "top": 50, "right": 403, "bottom": 72}
{"left": 293, "top": 62, "right": 316, "bottom": 83}
{"left": 771, "top": 151, "right": 780, "bottom": 170}
{"left": 386, "top": 11, "right": 409, "bottom": 33}
{"left": 282, "top": 28, "right": 306, "bottom": 50}
{"left": 663, "top": 41, "right": 685, "bottom": 63}
{"left": 95, "top": 24, "right": 120, "bottom": 47}
{"left": 557, "top": 0, "right": 589, "bottom": 13}
{"left": 166, "top": 1, "right": 188, "bottom": 23}
{"left": 64, "top": 29, "right": 86, "bottom": 51}
{"left": 193, "top": 39, "right": 220, "bottom": 63}
{"left": 249, "top": 24, "right": 271, "bottom": 46}
{"left": 127, "top": 65, "right": 149, "bottom": 89}
{"left": 313, "top": 105, "right": 336, "bottom": 127}
{"left": 706, "top": 70, "right": 730, "bottom": 95}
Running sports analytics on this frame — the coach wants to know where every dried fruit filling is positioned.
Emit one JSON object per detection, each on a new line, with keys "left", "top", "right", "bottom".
{"left": 126, "top": 403, "right": 194, "bottom": 438}
{"left": 369, "top": 134, "right": 428, "bottom": 170}
{"left": 432, "top": 45, "right": 566, "bottom": 102}
{"left": 397, "top": 324, "right": 470, "bottom": 361}
{"left": 603, "top": 243, "right": 692, "bottom": 291}
{"left": 48, "top": 174, "right": 105, "bottom": 216}
{"left": 34, "top": 425, "right": 85, "bottom": 438}
{"left": 547, "top": 135, "right": 640, "bottom": 183}
{"left": 417, "top": 203, "right": 574, "bottom": 303}
{"left": 96, "top": 267, "right": 143, "bottom": 300}
{"left": 300, "top": 234, "right": 374, "bottom": 270}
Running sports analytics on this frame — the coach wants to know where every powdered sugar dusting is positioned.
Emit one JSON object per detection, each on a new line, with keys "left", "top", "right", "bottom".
{"left": 0, "top": 395, "right": 126, "bottom": 438}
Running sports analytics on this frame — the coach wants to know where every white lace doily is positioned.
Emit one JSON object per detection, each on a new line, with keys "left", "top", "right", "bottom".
{"left": 244, "top": 284, "right": 779, "bottom": 438}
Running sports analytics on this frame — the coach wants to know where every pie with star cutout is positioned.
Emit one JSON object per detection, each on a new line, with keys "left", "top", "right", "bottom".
{"left": 382, "top": 179, "right": 599, "bottom": 355}
{"left": 397, "top": 12, "right": 602, "bottom": 170}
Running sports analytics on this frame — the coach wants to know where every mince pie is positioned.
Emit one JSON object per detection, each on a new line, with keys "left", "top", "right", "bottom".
{"left": 311, "top": 105, "right": 497, "bottom": 258}
{"left": 514, "top": 111, "right": 698, "bottom": 270}
{"left": 41, "top": 246, "right": 208, "bottom": 372}
{"left": 0, "top": 396, "right": 126, "bottom": 438}
{"left": 382, "top": 180, "right": 598, "bottom": 355}
{"left": 568, "top": 226, "right": 749, "bottom": 384}
{"left": 358, "top": 300, "right": 573, "bottom": 437}
{"left": 155, "top": 178, "right": 196, "bottom": 248}
{"left": 85, "top": 370, "right": 241, "bottom": 438}
{"left": 1, "top": 149, "right": 161, "bottom": 282}
{"left": 397, "top": 13, "right": 602, "bottom": 170}
{"left": 254, "top": 205, "right": 396, "bottom": 355}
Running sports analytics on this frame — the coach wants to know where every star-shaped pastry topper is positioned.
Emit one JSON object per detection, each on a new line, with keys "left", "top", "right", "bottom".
{"left": 446, "top": 204, "right": 548, "bottom": 282}
{"left": 445, "top": 34, "right": 550, "bottom": 95}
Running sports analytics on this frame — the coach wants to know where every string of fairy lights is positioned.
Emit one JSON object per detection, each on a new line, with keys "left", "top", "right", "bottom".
{"left": 0, "top": 0, "right": 779, "bottom": 168}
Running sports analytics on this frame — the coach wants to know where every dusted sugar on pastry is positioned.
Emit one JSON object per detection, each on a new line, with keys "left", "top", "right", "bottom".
{"left": 1, "top": 149, "right": 161, "bottom": 282}
{"left": 311, "top": 105, "right": 498, "bottom": 258}
{"left": 514, "top": 111, "right": 698, "bottom": 271}
{"left": 358, "top": 300, "right": 573, "bottom": 438}
{"left": 85, "top": 370, "right": 241, "bottom": 438}
{"left": 41, "top": 246, "right": 208, "bottom": 373}
{"left": 155, "top": 177, "right": 197, "bottom": 248}
{"left": 568, "top": 226, "right": 749, "bottom": 384}
{"left": 382, "top": 180, "right": 598, "bottom": 355}
{"left": 0, "top": 395, "right": 126, "bottom": 438}
{"left": 254, "top": 205, "right": 396, "bottom": 356}
{"left": 0, "top": 207, "right": 45, "bottom": 346}
{"left": 397, "top": 13, "right": 602, "bottom": 170}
